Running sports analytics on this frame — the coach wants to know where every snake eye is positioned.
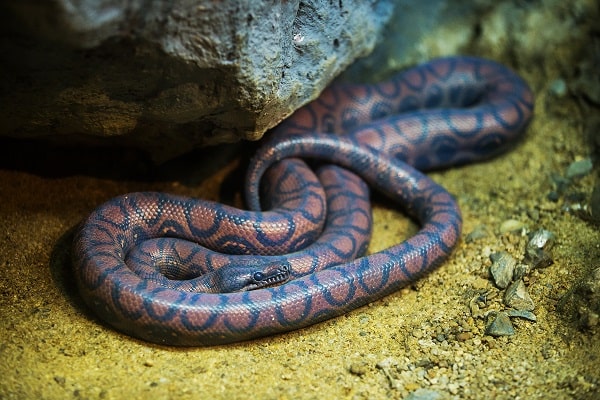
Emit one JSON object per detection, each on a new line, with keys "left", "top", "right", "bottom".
{"left": 253, "top": 272, "right": 264, "bottom": 282}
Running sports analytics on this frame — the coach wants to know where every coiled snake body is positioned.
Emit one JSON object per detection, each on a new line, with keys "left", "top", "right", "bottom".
{"left": 72, "top": 56, "right": 533, "bottom": 346}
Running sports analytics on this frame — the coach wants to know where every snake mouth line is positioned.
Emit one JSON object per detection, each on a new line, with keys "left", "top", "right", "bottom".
{"left": 264, "top": 272, "right": 288, "bottom": 286}
{"left": 254, "top": 265, "right": 291, "bottom": 288}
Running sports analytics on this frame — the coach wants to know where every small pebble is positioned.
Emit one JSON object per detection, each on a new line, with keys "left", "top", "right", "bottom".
{"left": 447, "top": 383, "right": 460, "bottom": 395}
{"left": 499, "top": 219, "right": 526, "bottom": 234}
{"left": 551, "top": 173, "right": 570, "bottom": 193}
{"left": 547, "top": 190, "right": 560, "bottom": 202}
{"left": 349, "top": 362, "right": 368, "bottom": 376}
{"left": 527, "top": 208, "right": 540, "bottom": 221}
{"left": 507, "top": 309, "right": 537, "bottom": 321}
{"left": 469, "top": 297, "right": 483, "bottom": 318}
{"left": 54, "top": 376, "right": 66, "bottom": 386}
{"left": 416, "top": 358, "right": 434, "bottom": 369}
{"left": 405, "top": 388, "right": 445, "bottom": 400}
{"left": 513, "top": 263, "right": 532, "bottom": 280}
{"left": 549, "top": 78, "right": 567, "bottom": 97}
{"left": 566, "top": 158, "right": 593, "bottom": 179}
{"left": 489, "top": 251, "right": 517, "bottom": 289}
{"left": 527, "top": 229, "right": 555, "bottom": 252}
{"left": 376, "top": 357, "right": 399, "bottom": 370}
{"left": 504, "top": 280, "right": 535, "bottom": 311}
{"left": 485, "top": 311, "right": 515, "bottom": 336}
{"left": 465, "top": 224, "right": 489, "bottom": 242}
{"left": 565, "top": 191, "right": 587, "bottom": 203}
{"left": 412, "top": 329, "right": 424, "bottom": 339}
{"left": 528, "top": 249, "right": 554, "bottom": 269}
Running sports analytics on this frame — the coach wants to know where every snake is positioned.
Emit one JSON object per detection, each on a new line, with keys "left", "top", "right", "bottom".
{"left": 72, "top": 56, "right": 534, "bottom": 346}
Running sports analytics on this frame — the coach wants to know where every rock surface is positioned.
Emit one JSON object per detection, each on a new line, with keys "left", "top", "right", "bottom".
{"left": 2, "top": 0, "right": 596, "bottom": 163}
{"left": 0, "top": 0, "right": 393, "bottom": 161}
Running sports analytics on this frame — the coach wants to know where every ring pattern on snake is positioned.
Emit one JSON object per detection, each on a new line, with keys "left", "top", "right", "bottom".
{"left": 72, "top": 56, "right": 534, "bottom": 346}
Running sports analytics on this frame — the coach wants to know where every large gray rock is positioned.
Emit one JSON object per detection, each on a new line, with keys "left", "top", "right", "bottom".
{"left": 4, "top": 0, "right": 595, "bottom": 163}
{"left": 0, "top": 0, "right": 393, "bottom": 161}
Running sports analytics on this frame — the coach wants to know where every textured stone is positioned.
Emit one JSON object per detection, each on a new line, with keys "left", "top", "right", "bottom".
{"left": 489, "top": 251, "right": 516, "bottom": 289}
{"left": 0, "top": 0, "right": 393, "bottom": 161}
{"left": 504, "top": 280, "right": 535, "bottom": 311}
{"left": 485, "top": 311, "right": 515, "bottom": 337}
{"left": 2, "top": 0, "right": 595, "bottom": 164}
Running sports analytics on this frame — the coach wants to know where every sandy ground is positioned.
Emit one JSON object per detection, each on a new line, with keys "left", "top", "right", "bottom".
{"left": 1, "top": 16, "right": 600, "bottom": 400}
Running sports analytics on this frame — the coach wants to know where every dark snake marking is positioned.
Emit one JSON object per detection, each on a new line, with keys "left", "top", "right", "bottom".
{"left": 72, "top": 56, "right": 534, "bottom": 345}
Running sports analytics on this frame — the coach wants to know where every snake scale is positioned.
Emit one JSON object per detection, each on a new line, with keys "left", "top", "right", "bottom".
{"left": 72, "top": 56, "right": 534, "bottom": 346}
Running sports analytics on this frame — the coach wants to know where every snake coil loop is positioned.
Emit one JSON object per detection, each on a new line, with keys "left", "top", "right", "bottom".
{"left": 72, "top": 56, "right": 533, "bottom": 346}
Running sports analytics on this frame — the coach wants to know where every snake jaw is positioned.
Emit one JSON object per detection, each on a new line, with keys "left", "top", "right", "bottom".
{"left": 190, "top": 263, "right": 291, "bottom": 293}
{"left": 248, "top": 263, "right": 291, "bottom": 290}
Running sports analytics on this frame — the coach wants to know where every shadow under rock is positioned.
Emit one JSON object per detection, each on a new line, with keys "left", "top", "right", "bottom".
{"left": 0, "top": 136, "right": 251, "bottom": 185}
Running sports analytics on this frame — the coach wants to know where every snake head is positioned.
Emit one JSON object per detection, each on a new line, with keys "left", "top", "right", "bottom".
{"left": 197, "top": 261, "right": 291, "bottom": 293}
{"left": 245, "top": 262, "right": 291, "bottom": 291}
